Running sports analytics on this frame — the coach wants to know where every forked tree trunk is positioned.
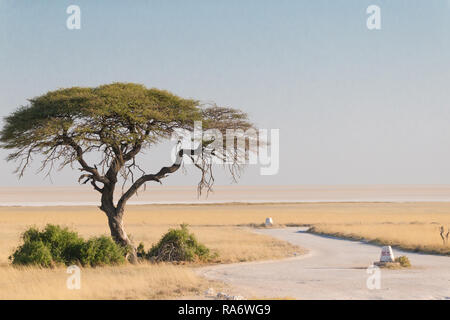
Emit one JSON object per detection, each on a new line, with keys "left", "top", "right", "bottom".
{"left": 100, "top": 186, "right": 138, "bottom": 264}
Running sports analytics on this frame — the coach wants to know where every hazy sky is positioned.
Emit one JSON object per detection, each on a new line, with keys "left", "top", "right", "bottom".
{"left": 0, "top": 0, "right": 450, "bottom": 186}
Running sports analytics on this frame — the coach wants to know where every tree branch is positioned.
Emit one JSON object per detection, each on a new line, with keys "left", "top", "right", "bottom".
{"left": 62, "top": 135, "right": 109, "bottom": 184}
{"left": 116, "top": 143, "right": 203, "bottom": 211}
{"left": 91, "top": 180, "right": 104, "bottom": 193}
{"left": 123, "top": 127, "right": 151, "bottom": 161}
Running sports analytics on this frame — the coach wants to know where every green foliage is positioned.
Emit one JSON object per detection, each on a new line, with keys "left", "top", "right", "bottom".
{"left": 395, "top": 255, "right": 411, "bottom": 268}
{"left": 10, "top": 240, "right": 53, "bottom": 268}
{"left": 80, "top": 236, "right": 126, "bottom": 267}
{"left": 146, "top": 224, "right": 215, "bottom": 262}
{"left": 21, "top": 225, "right": 84, "bottom": 265}
{"left": 0, "top": 82, "right": 254, "bottom": 179}
{"left": 10, "top": 224, "right": 125, "bottom": 267}
{"left": 0, "top": 83, "right": 201, "bottom": 151}
{"left": 0, "top": 83, "right": 203, "bottom": 172}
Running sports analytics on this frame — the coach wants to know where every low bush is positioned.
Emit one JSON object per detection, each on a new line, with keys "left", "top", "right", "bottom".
{"left": 80, "top": 236, "right": 125, "bottom": 267}
{"left": 395, "top": 255, "right": 411, "bottom": 268}
{"left": 10, "top": 224, "right": 125, "bottom": 267}
{"left": 146, "top": 224, "right": 215, "bottom": 262}
{"left": 21, "top": 225, "right": 85, "bottom": 265}
{"left": 10, "top": 240, "right": 54, "bottom": 268}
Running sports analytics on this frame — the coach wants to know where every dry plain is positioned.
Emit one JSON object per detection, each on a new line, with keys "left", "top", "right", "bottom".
{"left": 0, "top": 200, "right": 449, "bottom": 299}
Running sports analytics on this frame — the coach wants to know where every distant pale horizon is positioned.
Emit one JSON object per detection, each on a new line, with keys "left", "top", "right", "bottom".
{"left": 2, "top": 185, "right": 450, "bottom": 206}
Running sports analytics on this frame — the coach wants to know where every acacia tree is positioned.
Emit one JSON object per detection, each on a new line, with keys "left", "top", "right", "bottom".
{"left": 0, "top": 83, "right": 256, "bottom": 263}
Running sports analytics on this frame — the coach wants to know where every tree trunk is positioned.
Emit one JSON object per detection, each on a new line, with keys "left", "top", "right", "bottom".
{"left": 100, "top": 186, "right": 138, "bottom": 264}
{"left": 107, "top": 213, "right": 138, "bottom": 264}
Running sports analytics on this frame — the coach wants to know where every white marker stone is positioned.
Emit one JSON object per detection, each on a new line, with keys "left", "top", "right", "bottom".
{"left": 380, "top": 246, "right": 395, "bottom": 262}
{"left": 265, "top": 217, "right": 273, "bottom": 227}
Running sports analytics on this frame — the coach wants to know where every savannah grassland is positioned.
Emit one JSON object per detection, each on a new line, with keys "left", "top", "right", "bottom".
{"left": 0, "top": 202, "right": 449, "bottom": 299}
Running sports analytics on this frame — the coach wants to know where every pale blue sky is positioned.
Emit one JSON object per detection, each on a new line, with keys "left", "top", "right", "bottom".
{"left": 0, "top": 0, "right": 449, "bottom": 186}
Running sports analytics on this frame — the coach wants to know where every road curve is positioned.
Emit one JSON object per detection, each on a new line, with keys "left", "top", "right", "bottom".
{"left": 198, "top": 227, "right": 450, "bottom": 300}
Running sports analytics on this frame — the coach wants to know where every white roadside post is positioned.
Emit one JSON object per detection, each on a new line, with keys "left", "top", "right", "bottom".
{"left": 380, "top": 246, "right": 395, "bottom": 263}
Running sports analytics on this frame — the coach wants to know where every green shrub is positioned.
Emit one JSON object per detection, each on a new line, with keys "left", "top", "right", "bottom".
{"left": 395, "top": 255, "right": 411, "bottom": 268}
{"left": 10, "top": 224, "right": 125, "bottom": 267}
{"left": 22, "top": 225, "right": 85, "bottom": 265}
{"left": 10, "top": 240, "right": 53, "bottom": 267}
{"left": 80, "top": 236, "right": 125, "bottom": 267}
{"left": 147, "top": 224, "right": 215, "bottom": 262}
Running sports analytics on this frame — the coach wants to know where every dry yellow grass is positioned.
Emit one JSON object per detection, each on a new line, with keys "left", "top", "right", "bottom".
{"left": 1, "top": 201, "right": 449, "bottom": 299}
{"left": 0, "top": 262, "right": 224, "bottom": 300}
{"left": 310, "top": 223, "right": 450, "bottom": 255}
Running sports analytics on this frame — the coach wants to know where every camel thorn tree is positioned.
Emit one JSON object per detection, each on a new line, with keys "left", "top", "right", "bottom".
{"left": 0, "top": 83, "right": 259, "bottom": 263}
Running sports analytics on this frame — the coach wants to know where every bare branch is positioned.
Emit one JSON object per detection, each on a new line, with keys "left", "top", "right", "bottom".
{"left": 116, "top": 143, "right": 203, "bottom": 211}
{"left": 61, "top": 135, "right": 109, "bottom": 184}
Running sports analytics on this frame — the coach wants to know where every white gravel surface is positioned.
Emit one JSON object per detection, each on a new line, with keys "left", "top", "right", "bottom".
{"left": 198, "top": 227, "right": 450, "bottom": 300}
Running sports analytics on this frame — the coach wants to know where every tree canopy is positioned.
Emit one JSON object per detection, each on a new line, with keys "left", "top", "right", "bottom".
{"left": 1, "top": 83, "right": 253, "bottom": 189}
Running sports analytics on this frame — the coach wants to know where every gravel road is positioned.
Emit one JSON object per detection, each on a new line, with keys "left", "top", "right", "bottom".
{"left": 198, "top": 227, "right": 450, "bottom": 300}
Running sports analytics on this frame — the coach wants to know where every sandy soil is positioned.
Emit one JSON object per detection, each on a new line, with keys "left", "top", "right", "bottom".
{"left": 199, "top": 228, "right": 450, "bottom": 300}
